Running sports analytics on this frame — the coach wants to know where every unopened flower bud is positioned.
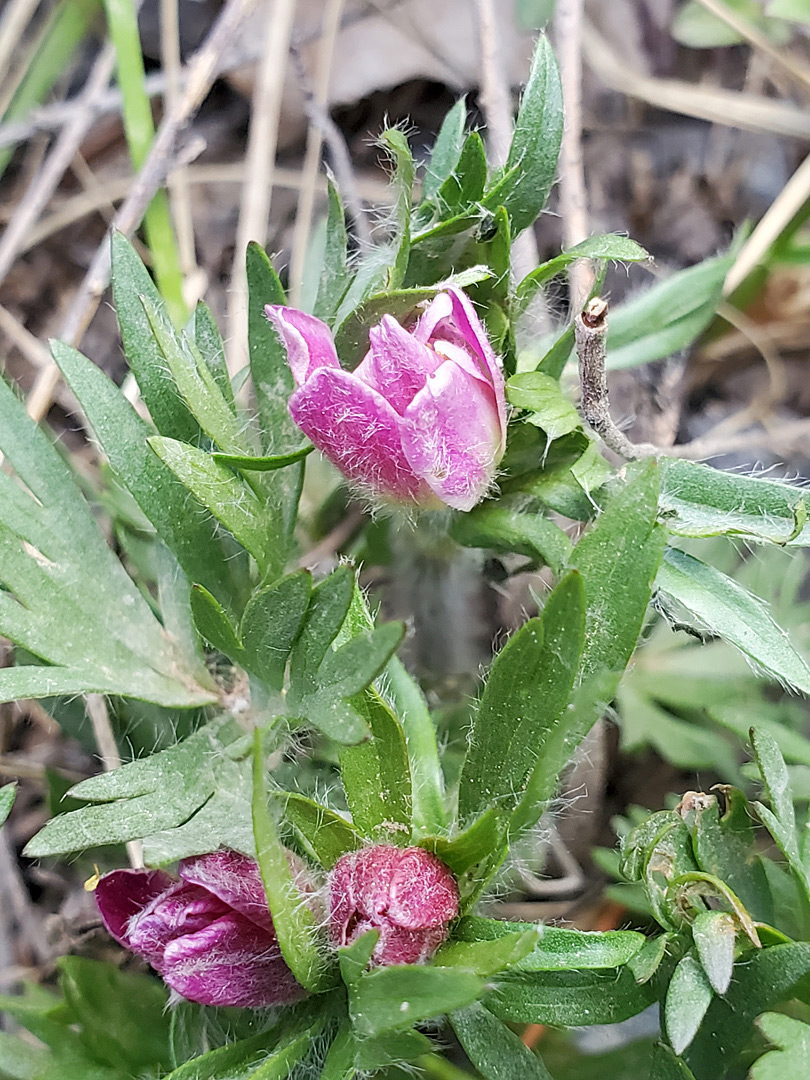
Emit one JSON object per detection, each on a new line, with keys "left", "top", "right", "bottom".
{"left": 328, "top": 845, "right": 458, "bottom": 965}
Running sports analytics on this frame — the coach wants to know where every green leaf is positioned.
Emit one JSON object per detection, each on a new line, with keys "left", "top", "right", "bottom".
{"left": 162, "top": 1014, "right": 320, "bottom": 1080}
{"left": 486, "top": 964, "right": 664, "bottom": 1026}
{"left": 606, "top": 253, "right": 732, "bottom": 370}
{"left": 514, "top": 235, "right": 649, "bottom": 317}
{"left": 57, "top": 956, "right": 172, "bottom": 1073}
{"left": 25, "top": 716, "right": 250, "bottom": 859}
{"left": 0, "top": 374, "right": 216, "bottom": 709}
{"left": 510, "top": 669, "right": 622, "bottom": 838}
{"left": 211, "top": 445, "right": 312, "bottom": 471}
{"left": 423, "top": 97, "right": 468, "bottom": 201}
{"left": 252, "top": 731, "right": 331, "bottom": 992}
{"left": 458, "top": 571, "right": 585, "bottom": 821}
{"left": 353, "top": 1029, "right": 433, "bottom": 1071}
{"left": 658, "top": 458, "right": 807, "bottom": 544}
{"left": 338, "top": 690, "right": 412, "bottom": 838}
{"left": 282, "top": 793, "right": 361, "bottom": 868}
{"left": 651, "top": 1044, "right": 699, "bottom": 1080}
{"left": 665, "top": 953, "right": 713, "bottom": 1056}
{"left": 190, "top": 584, "right": 243, "bottom": 658}
{"left": 380, "top": 129, "right": 414, "bottom": 290}
{"left": 349, "top": 966, "right": 484, "bottom": 1035}
{"left": 507, "top": 372, "right": 582, "bottom": 441}
{"left": 246, "top": 242, "right": 304, "bottom": 540}
{"left": 192, "top": 301, "right": 235, "bottom": 411}
{"left": 484, "top": 35, "right": 562, "bottom": 234}
{"left": 692, "top": 911, "right": 736, "bottom": 995}
{"left": 454, "top": 916, "right": 645, "bottom": 971}
{"left": 148, "top": 436, "right": 278, "bottom": 578}
{"left": 450, "top": 499, "right": 573, "bottom": 574}
{"left": 751, "top": 1013, "right": 810, "bottom": 1080}
{"left": 240, "top": 571, "right": 312, "bottom": 691}
{"left": 315, "top": 176, "right": 350, "bottom": 321}
{"left": 338, "top": 930, "right": 380, "bottom": 986}
{"left": 751, "top": 727, "right": 810, "bottom": 907}
{"left": 685, "top": 943, "right": 810, "bottom": 1078}
{"left": 424, "top": 808, "right": 507, "bottom": 877}
{"left": 435, "top": 930, "right": 541, "bottom": 976}
{"left": 0, "top": 782, "right": 16, "bottom": 826}
{"left": 111, "top": 232, "right": 197, "bottom": 441}
{"left": 141, "top": 295, "right": 245, "bottom": 453}
{"left": 656, "top": 547, "right": 810, "bottom": 694}
{"left": 450, "top": 1002, "right": 553, "bottom": 1080}
{"left": 53, "top": 339, "right": 236, "bottom": 610}
{"left": 572, "top": 460, "right": 667, "bottom": 678}
{"left": 289, "top": 567, "right": 355, "bottom": 694}
{"left": 437, "top": 131, "right": 488, "bottom": 213}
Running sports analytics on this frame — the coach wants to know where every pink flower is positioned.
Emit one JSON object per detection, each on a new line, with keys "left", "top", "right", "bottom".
{"left": 94, "top": 849, "right": 306, "bottom": 1008}
{"left": 328, "top": 845, "right": 459, "bottom": 965}
{"left": 266, "top": 288, "right": 506, "bottom": 512}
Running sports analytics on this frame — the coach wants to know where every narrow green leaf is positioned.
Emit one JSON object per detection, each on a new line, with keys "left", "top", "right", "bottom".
{"left": 651, "top": 1044, "right": 698, "bottom": 1080}
{"left": 659, "top": 458, "right": 807, "bottom": 544}
{"left": 606, "top": 253, "right": 732, "bottom": 371}
{"left": 486, "top": 964, "right": 663, "bottom": 1026}
{"left": 251, "top": 731, "right": 330, "bottom": 992}
{"left": 435, "top": 931, "right": 540, "bottom": 976}
{"left": 211, "top": 445, "right": 312, "bottom": 471}
{"left": 514, "top": 234, "right": 649, "bottom": 317}
{"left": 315, "top": 176, "right": 350, "bottom": 321}
{"left": 349, "top": 966, "right": 484, "bottom": 1035}
{"left": 148, "top": 436, "right": 276, "bottom": 576}
{"left": 450, "top": 500, "right": 572, "bottom": 574}
{"left": 692, "top": 911, "right": 736, "bottom": 995}
{"left": 319, "top": 623, "right": 404, "bottom": 699}
{"left": 192, "top": 301, "right": 235, "bottom": 411}
{"left": 111, "top": 232, "right": 197, "bottom": 440}
{"left": 0, "top": 782, "right": 17, "bottom": 826}
{"left": 450, "top": 1002, "right": 553, "bottom": 1080}
{"left": 52, "top": 339, "right": 235, "bottom": 608}
{"left": 437, "top": 131, "right": 488, "bottom": 213}
{"left": 190, "top": 584, "right": 244, "bottom": 658}
{"left": 484, "top": 35, "right": 563, "bottom": 234}
{"left": 454, "top": 916, "right": 645, "bottom": 971}
{"left": 338, "top": 930, "right": 380, "bottom": 986}
{"left": 572, "top": 460, "right": 666, "bottom": 677}
{"left": 665, "top": 953, "right": 713, "bottom": 1056}
{"left": 380, "top": 129, "right": 414, "bottom": 290}
{"left": 507, "top": 371, "right": 582, "bottom": 440}
{"left": 338, "top": 690, "right": 412, "bottom": 838}
{"left": 424, "top": 808, "right": 507, "bottom": 877}
{"left": 240, "top": 571, "right": 312, "bottom": 691}
{"left": 458, "top": 571, "right": 585, "bottom": 821}
{"left": 246, "top": 242, "right": 303, "bottom": 540}
{"left": 656, "top": 547, "right": 810, "bottom": 694}
{"left": 353, "top": 1029, "right": 433, "bottom": 1071}
{"left": 282, "top": 793, "right": 361, "bottom": 868}
{"left": 423, "top": 97, "right": 468, "bottom": 200}
{"left": 288, "top": 566, "right": 355, "bottom": 694}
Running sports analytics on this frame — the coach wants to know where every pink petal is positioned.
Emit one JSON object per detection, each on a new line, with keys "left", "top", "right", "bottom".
{"left": 355, "top": 315, "right": 441, "bottom": 415}
{"left": 377, "top": 924, "right": 448, "bottom": 965}
{"left": 161, "top": 912, "right": 304, "bottom": 1008}
{"left": 265, "top": 306, "right": 340, "bottom": 386}
{"left": 402, "top": 359, "right": 503, "bottom": 512}
{"left": 412, "top": 291, "right": 454, "bottom": 346}
{"left": 127, "top": 882, "right": 230, "bottom": 969}
{"left": 179, "top": 849, "right": 274, "bottom": 933}
{"left": 289, "top": 368, "right": 434, "bottom": 504}
{"left": 95, "top": 868, "right": 174, "bottom": 949}
{"left": 444, "top": 288, "right": 507, "bottom": 442}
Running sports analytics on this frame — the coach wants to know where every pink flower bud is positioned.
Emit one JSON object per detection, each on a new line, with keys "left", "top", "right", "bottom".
{"left": 328, "top": 845, "right": 459, "bottom": 965}
{"left": 94, "top": 849, "right": 306, "bottom": 1008}
{"left": 266, "top": 289, "right": 506, "bottom": 512}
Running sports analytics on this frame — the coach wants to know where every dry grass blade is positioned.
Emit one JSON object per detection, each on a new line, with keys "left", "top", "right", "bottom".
{"left": 227, "top": 0, "right": 298, "bottom": 376}
{"left": 583, "top": 19, "right": 810, "bottom": 141}
{"left": 0, "top": 0, "right": 41, "bottom": 90}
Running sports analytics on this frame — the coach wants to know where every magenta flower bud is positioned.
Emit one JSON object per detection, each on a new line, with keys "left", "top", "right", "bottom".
{"left": 94, "top": 849, "right": 306, "bottom": 1008}
{"left": 266, "top": 289, "right": 506, "bottom": 512}
{"left": 328, "top": 845, "right": 459, "bottom": 966}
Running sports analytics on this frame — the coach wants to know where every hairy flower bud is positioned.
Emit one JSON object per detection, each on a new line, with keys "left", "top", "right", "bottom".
{"left": 328, "top": 845, "right": 459, "bottom": 965}
{"left": 266, "top": 288, "right": 506, "bottom": 512}
{"left": 94, "top": 849, "right": 306, "bottom": 1008}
